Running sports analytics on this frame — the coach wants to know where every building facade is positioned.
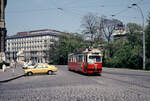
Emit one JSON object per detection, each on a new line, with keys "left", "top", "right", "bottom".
{"left": 113, "top": 29, "right": 127, "bottom": 41}
{"left": 5, "top": 29, "right": 66, "bottom": 63}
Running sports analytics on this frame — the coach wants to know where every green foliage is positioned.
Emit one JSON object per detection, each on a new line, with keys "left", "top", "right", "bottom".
{"left": 145, "top": 26, "right": 150, "bottom": 58}
{"left": 49, "top": 34, "right": 90, "bottom": 65}
{"left": 114, "top": 45, "right": 142, "bottom": 69}
{"left": 103, "top": 22, "right": 143, "bottom": 69}
{"left": 126, "top": 23, "right": 142, "bottom": 33}
{"left": 104, "top": 41, "right": 142, "bottom": 69}
{"left": 102, "top": 14, "right": 150, "bottom": 70}
{"left": 145, "top": 13, "right": 150, "bottom": 70}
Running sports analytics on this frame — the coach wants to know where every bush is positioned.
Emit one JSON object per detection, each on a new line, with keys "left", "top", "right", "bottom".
{"left": 146, "top": 59, "right": 150, "bottom": 70}
{"left": 103, "top": 46, "right": 143, "bottom": 69}
{"left": 127, "top": 55, "right": 142, "bottom": 69}
{"left": 103, "top": 57, "right": 120, "bottom": 68}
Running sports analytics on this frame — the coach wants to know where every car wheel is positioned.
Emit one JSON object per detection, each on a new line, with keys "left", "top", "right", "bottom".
{"left": 27, "top": 72, "right": 33, "bottom": 76}
{"left": 48, "top": 70, "right": 53, "bottom": 75}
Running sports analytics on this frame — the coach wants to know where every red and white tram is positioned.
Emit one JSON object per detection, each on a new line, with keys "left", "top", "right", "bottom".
{"left": 68, "top": 48, "right": 102, "bottom": 75}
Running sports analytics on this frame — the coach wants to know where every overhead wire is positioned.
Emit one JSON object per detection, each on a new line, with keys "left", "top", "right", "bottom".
{"left": 111, "top": 8, "right": 130, "bottom": 17}
{"left": 6, "top": 0, "right": 99, "bottom": 16}
{"left": 6, "top": 7, "right": 56, "bottom": 14}
{"left": 62, "top": 8, "right": 83, "bottom": 17}
{"left": 63, "top": 0, "right": 105, "bottom": 10}
{"left": 109, "top": 0, "right": 145, "bottom": 26}
{"left": 6, "top": 0, "right": 145, "bottom": 21}
{"left": 110, "top": 0, "right": 144, "bottom": 17}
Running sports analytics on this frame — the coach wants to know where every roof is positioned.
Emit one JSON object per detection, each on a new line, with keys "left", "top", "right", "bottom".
{"left": 7, "top": 29, "right": 68, "bottom": 39}
{"left": 69, "top": 48, "right": 102, "bottom": 56}
{"left": 113, "top": 30, "right": 127, "bottom": 36}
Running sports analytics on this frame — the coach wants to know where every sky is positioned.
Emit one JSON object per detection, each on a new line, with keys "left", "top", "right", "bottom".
{"left": 5, "top": 0, "right": 150, "bottom": 35}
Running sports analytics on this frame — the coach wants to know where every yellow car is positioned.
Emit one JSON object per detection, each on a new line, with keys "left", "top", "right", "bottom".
{"left": 24, "top": 64, "right": 57, "bottom": 76}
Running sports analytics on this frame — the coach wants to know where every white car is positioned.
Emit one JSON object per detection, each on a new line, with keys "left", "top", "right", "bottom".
{"left": 23, "top": 64, "right": 35, "bottom": 69}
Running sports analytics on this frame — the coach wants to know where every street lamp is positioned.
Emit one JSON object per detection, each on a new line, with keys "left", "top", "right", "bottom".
{"left": 129, "top": 3, "right": 145, "bottom": 70}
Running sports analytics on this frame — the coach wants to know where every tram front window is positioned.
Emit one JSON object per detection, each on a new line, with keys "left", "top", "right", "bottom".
{"left": 88, "top": 56, "right": 101, "bottom": 64}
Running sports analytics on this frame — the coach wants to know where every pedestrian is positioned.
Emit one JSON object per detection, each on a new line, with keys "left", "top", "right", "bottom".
{"left": 14, "top": 61, "right": 16, "bottom": 68}
{"left": 2, "top": 63, "right": 6, "bottom": 72}
{"left": 11, "top": 60, "right": 15, "bottom": 73}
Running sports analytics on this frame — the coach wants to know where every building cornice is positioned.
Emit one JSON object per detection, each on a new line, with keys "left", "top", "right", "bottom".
{"left": 6, "top": 33, "right": 59, "bottom": 40}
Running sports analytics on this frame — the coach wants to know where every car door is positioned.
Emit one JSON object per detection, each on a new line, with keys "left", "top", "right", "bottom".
{"left": 42, "top": 65, "right": 49, "bottom": 73}
{"left": 32, "top": 65, "right": 43, "bottom": 74}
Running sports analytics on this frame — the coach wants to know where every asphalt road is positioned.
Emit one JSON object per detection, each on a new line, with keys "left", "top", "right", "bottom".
{"left": 0, "top": 65, "right": 150, "bottom": 101}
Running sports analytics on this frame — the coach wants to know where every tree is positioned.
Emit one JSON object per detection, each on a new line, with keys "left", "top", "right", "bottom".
{"left": 145, "top": 13, "right": 150, "bottom": 58}
{"left": 145, "top": 13, "right": 150, "bottom": 69}
{"left": 49, "top": 34, "right": 90, "bottom": 65}
{"left": 101, "top": 17, "right": 122, "bottom": 43}
{"left": 126, "top": 23, "right": 142, "bottom": 53}
{"left": 103, "top": 22, "right": 143, "bottom": 69}
{"left": 81, "top": 13, "right": 99, "bottom": 43}
{"left": 126, "top": 23, "right": 142, "bottom": 33}
{"left": 49, "top": 42, "right": 58, "bottom": 64}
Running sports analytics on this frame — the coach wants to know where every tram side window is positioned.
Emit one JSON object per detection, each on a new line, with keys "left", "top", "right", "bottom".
{"left": 77, "top": 56, "right": 79, "bottom": 62}
{"left": 68, "top": 58, "right": 69, "bottom": 62}
{"left": 79, "top": 55, "right": 82, "bottom": 62}
{"left": 74, "top": 56, "right": 77, "bottom": 62}
{"left": 84, "top": 55, "right": 87, "bottom": 62}
{"left": 72, "top": 57, "right": 74, "bottom": 62}
{"left": 70, "top": 57, "right": 73, "bottom": 62}
{"left": 68, "top": 56, "right": 72, "bottom": 62}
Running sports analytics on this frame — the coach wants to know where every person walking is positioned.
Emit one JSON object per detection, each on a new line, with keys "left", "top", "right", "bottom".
{"left": 14, "top": 61, "right": 16, "bottom": 68}
{"left": 10, "top": 60, "right": 15, "bottom": 73}
{"left": 2, "top": 63, "right": 6, "bottom": 72}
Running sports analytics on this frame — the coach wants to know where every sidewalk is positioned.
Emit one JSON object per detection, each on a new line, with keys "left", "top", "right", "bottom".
{"left": 0, "top": 63, "right": 24, "bottom": 83}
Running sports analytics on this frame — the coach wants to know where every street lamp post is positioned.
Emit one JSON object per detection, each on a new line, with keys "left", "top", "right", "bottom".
{"left": 131, "top": 3, "right": 145, "bottom": 70}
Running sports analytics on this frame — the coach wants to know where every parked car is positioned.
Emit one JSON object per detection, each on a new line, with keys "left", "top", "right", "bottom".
{"left": 24, "top": 64, "right": 57, "bottom": 76}
{"left": 22, "top": 62, "right": 35, "bottom": 69}
{"left": 23, "top": 64, "right": 35, "bottom": 69}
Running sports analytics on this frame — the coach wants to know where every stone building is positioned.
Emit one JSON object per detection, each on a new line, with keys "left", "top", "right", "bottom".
{"left": 113, "top": 30, "right": 127, "bottom": 41}
{"left": 0, "top": 0, "right": 7, "bottom": 62}
{"left": 5, "top": 29, "right": 67, "bottom": 63}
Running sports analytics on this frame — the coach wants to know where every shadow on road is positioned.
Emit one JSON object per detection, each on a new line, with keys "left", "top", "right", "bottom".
{"left": 69, "top": 70, "right": 101, "bottom": 77}
{"left": 24, "top": 73, "right": 57, "bottom": 77}
{"left": 103, "top": 71, "right": 150, "bottom": 77}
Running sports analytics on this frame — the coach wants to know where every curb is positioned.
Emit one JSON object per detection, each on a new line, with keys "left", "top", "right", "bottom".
{"left": 103, "top": 67, "right": 150, "bottom": 72}
{"left": 0, "top": 74, "right": 25, "bottom": 83}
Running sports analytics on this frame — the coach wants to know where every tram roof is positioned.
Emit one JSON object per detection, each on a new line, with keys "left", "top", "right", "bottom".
{"left": 69, "top": 48, "right": 102, "bottom": 56}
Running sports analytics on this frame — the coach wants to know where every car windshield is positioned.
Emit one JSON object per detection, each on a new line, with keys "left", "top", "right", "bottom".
{"left": 34, "top": 64, "right": 48, "bottom": 68}
{"left": 88, "top": 56, "right": 101, "bottom": 64}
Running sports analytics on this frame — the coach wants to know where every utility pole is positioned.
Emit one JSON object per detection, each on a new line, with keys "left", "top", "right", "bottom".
{"left": 130, "top": 4, "right": 145, "bottom": 70}
{"left": 0, "top": 0, "right": 7, "bottom": 62}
